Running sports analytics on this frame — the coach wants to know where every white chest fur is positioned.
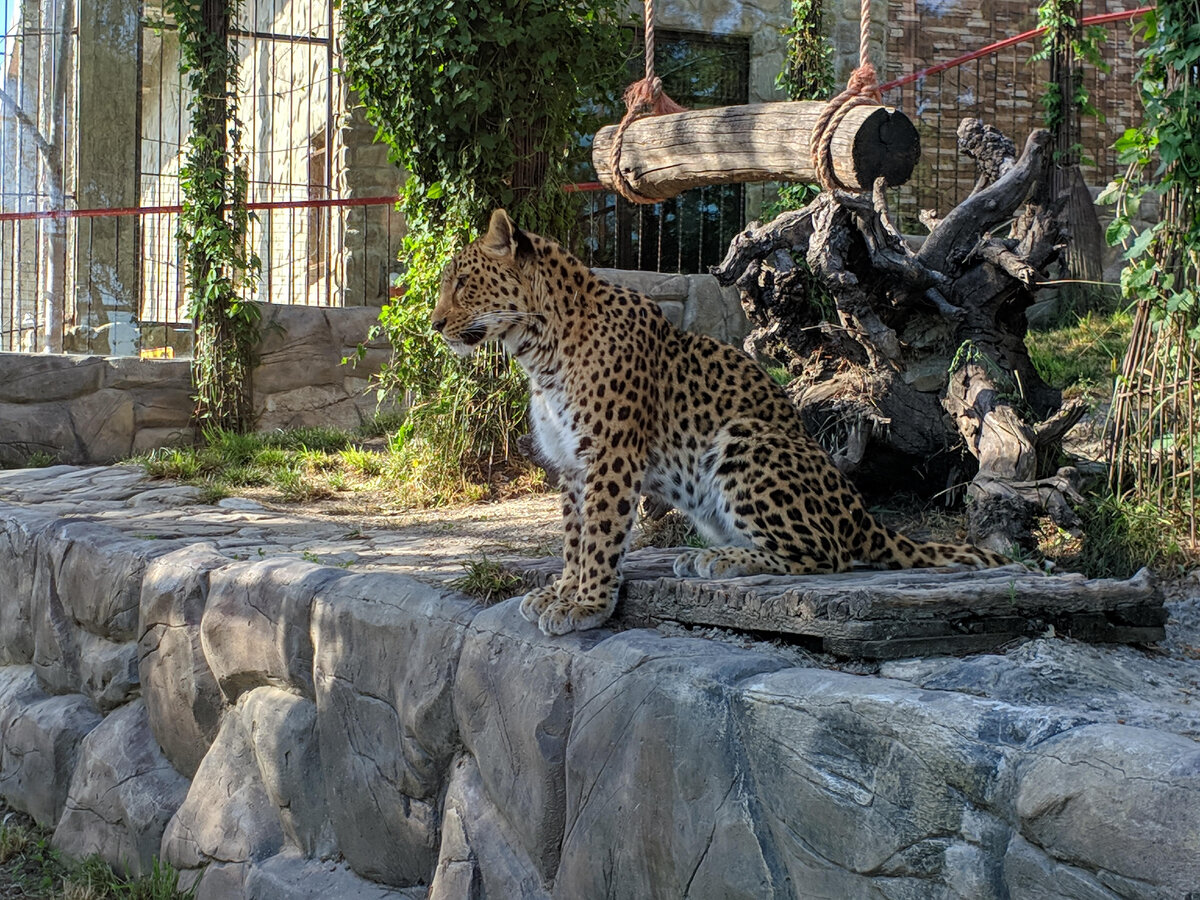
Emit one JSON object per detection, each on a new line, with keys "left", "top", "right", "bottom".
{"left": 530, "top": 388, "right": 580, "bottom": 471}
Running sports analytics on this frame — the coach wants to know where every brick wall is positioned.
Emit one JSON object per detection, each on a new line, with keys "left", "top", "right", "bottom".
{"left": 880, "top": 0, "right": 1142, "bottom": 222}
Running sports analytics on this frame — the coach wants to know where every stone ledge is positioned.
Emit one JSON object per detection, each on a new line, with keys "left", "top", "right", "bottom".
{"left": 0, "top": 302, "right": 394, "bottom": 466}
{"left": 0, "top": 466, "right": 1197, "bottom": 898}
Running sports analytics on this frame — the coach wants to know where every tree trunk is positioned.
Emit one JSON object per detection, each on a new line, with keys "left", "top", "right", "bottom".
{"left": 714, "top": 120, "right": 1082, "bottom": 553}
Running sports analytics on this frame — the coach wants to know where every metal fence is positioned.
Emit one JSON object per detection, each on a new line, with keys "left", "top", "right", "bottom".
{"left": 566, "top": 6, "right": 1145, "bottom": 273}
{"left": 1, "top": 0, "right": 402, "bottom": 357}
{"left": 564, "top": 28, "right": 750, "bottom": 276}
{"left": 1, "top": 0, "right": 76, "bottom": 354}
{"left": 0, "top": 2, "right": 1152, "bottom": 354}
{"left": 565, "top": 182, "right": 746, "bottom": 275}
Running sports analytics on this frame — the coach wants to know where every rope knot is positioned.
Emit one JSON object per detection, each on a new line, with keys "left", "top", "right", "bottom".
{"left": 622, "top": 75, "right": 683, "bottom": 119}
{"left": 846, "top": 63, "right": 881, "bottom": 102}
{"left": 608, "top": 0, "right": 688, "bottom": 205}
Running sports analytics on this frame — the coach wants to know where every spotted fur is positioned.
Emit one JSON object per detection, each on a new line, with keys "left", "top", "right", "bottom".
{"left": 432, "top": 210, "right": 1009, "bottom": 635}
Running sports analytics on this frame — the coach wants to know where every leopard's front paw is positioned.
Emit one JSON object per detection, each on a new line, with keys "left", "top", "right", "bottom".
{"left": 519, "top": 584, "right": 557, "bottom": 623}
{"left": 673, "top": 549, "right": 705, "bottom": 577}
{"left": 520, "top": 573, "right": 577, "bottom": 624}
{"left": 673, "top": 548, "right": 749, "bottom": 578}
{"left": 537, "top": 595, "right": 615, "bottom": 636}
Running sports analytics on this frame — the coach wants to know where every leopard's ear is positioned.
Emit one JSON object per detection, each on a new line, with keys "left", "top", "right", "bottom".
{"left": 481, "top": 209, "right": 533, "bottom": 260}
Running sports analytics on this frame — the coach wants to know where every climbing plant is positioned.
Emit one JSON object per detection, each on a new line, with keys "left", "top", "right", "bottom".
{"left": 766, "top": 0, "right": 835, "bottom": 217}
{"left": 1032, "top": 0, "right": 1108, "bottom": 164}
{"left": 340, "top": 0, "right": 626, "bottom": 475}
{"left": 778, "top": 0, "right": 835, "bottom": 104}
{"left": 167, "top": 0, "right": 260, "bottom": 432}
{"left": 1105, "top": 0, "right": 1200, "bottom": 547}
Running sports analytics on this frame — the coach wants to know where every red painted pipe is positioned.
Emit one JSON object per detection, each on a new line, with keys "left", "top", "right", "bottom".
{"left": 0, "top": 194, "right": 400, "bottom": 223}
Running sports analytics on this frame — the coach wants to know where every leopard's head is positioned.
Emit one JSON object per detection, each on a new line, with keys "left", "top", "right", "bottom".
{"left": 431, "top": 209, "right": 538, "bottom": 357}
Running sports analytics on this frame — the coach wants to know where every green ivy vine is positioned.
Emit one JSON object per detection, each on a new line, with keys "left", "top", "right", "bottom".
{"left": 340, "top": 0, "right": 626, "bottom": 473}
{"left": 777, "top": 0, "right": 834, "bottom": 104}
{"left": 167, "top": 0, "right": 260, "bottom": 432}
{"left": 766, "top": 0, "right": 835, "bottom": 217}
{"left": 1031, "top": 0, "right": 1109, "bottom": 163}
{"left": 1101, "top": 2, "right": 1200, "bottom": 319}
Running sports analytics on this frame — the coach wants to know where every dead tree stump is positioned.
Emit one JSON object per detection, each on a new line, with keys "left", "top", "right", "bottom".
{"left": 713, "top": 121, "right": 1083, "bottom": 554}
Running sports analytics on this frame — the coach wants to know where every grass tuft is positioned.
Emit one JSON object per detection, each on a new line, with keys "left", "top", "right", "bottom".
{"left": 450, "top": 555, "right": 525, "bottom": 604}
{"left": 260, "top": 426, "right": 352, "bottom": 454}
{"left": 339, "top": 446, "right": 384, "bottom": 477}
{"left": 1041, "top": 492, "right": 1190, "bottom": 578}
{"left": 1, "top": 804, "right": 193, "bottom": 898}
{"left": 130, "top": 422, "right": 529, "bottom": 511}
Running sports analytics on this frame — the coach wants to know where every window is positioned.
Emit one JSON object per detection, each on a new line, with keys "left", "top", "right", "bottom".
{"left": 614, "top": 30, "right": 750, "bottom": 274}
{"left": 306, "top": 129, "right": 328, "bottom": 288}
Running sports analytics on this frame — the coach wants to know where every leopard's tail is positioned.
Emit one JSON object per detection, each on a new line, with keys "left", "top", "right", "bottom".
{"left": 862, "top": 522, "right": 1011, "bottom": 570}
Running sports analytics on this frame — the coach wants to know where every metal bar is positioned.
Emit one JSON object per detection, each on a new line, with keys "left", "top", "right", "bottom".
{"left": 150, "top": 19, "right": 330, "bottom": 47}
{"left": 0, "top": 194, "right": 400, "bottom": 221}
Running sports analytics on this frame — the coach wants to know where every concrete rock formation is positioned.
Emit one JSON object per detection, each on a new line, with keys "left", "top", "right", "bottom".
{"left": 0, "top": 465, "right": 1198, "bottom": 897}
{"left": 0, "top": 304, "right": 392, "bottom": 467}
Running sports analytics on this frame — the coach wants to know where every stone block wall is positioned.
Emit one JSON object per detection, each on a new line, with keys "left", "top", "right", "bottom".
{"left": 0, "top": 485, "right": 1198, "bottom": 898}
{"left": 596, "top": 268, "right": 751, "bottom": 347}
{"left": 0, "top": 304, "right": 391, "bottom": 467}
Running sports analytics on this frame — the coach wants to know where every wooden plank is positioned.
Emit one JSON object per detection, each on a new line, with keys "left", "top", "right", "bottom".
{"left": 822, "top": 632, "right": 1025, "bottom": 660}
{"left": 591, "top": 102, "right": 921, "bottom": 199}
{"left": 507, "top": 548, "right": 1164, "bottom": 658}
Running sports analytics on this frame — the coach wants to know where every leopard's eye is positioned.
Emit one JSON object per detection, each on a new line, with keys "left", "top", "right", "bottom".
{"left": 455, "top": 275, "right": 467, "bottom": 292}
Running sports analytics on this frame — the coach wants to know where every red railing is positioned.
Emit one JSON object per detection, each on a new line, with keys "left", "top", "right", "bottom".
{"left": 879, "top": 6, "right": 1153, "bottom": 93}
{"left": 0, "top": 194, "right": 400, "bottom": 223}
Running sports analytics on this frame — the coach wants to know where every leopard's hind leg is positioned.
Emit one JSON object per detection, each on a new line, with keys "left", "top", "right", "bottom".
{"left": 673, "top": 546, "right": 828, "bottom": 578}
{"left": 674, "top": 421, "right": 858, "bottom": 578}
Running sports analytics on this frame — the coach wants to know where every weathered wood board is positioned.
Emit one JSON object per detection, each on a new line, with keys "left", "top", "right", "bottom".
{"left": 592, "top": 101, "right": 921, "bottom": 198}
{"left": 510, "top": 548, "right": 1164, "bottom": 660}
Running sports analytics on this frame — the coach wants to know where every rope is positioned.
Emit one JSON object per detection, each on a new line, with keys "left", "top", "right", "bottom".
{"left": 810, "top": 0, "right": 883, "bottom": 192}
{"left": 608, "top": 0, "right": 686, "bottom": 205}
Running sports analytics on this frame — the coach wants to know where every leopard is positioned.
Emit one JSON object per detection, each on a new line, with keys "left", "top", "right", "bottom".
{"left": 432, "top": 209, "right": 1009, "bottom": 636}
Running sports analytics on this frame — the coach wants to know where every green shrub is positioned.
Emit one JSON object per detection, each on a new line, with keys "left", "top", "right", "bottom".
{"left": 339, "top": 0, "right": 627, "bottom": 473}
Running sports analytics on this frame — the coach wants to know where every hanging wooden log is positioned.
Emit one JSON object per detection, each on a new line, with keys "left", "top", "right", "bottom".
{"left": 591, "top": 101, "right": 921, "bottom": 199}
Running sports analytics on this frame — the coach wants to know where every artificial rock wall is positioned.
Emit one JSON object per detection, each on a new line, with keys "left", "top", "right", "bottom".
{"left": 0, "top": 303, "right": 390, "bottom": 467}
{"left": 0, "top": 489, "right": 1198, "bottom": 898}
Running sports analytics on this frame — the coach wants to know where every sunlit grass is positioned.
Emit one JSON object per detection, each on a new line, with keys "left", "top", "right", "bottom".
{"left": 1026, "top": 308, "right": 1132, "bottom": 398}
{"left": 132, "top": 419, "right": 543, "bottom": 511}
{"left": 0, "top": 805, "right": 192, "bottom": 899}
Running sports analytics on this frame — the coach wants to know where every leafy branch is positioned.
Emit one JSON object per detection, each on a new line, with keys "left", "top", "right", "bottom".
{"left": 340, "top": 0, "right": 627, "bottom": 471}
{"left": 1105, "top": 0, "right": 1200, "bottom": 537}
